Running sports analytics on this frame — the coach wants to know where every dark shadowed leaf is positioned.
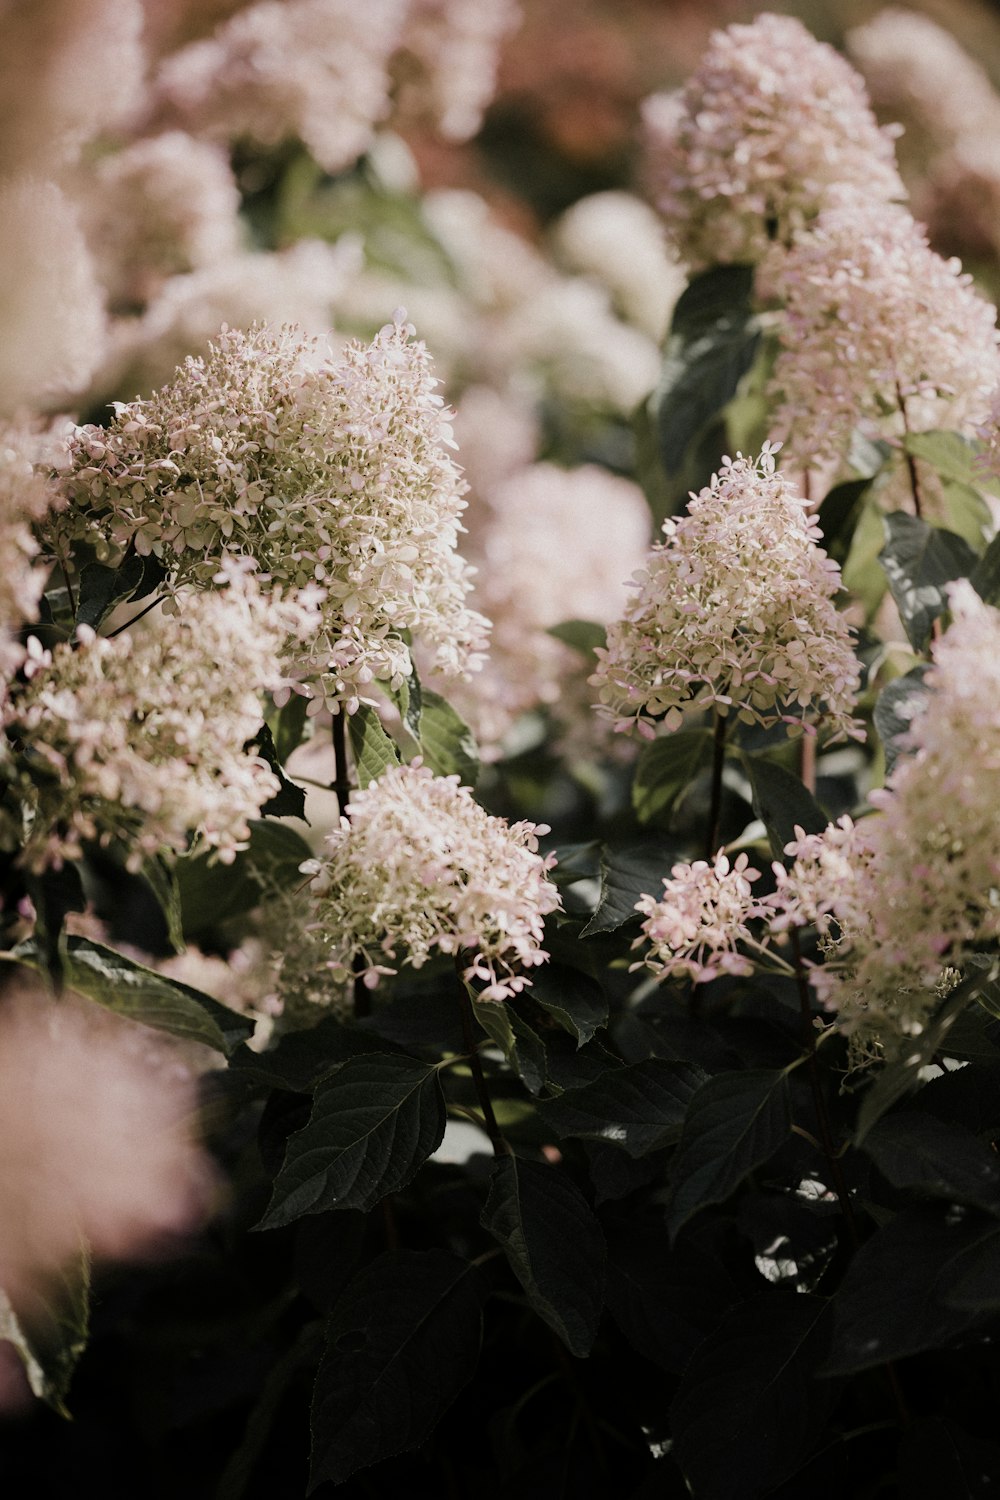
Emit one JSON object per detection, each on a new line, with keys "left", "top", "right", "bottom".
{"left": 581, "top": 839, "right": 677, "bottom": 936}
{"left": 0, "top": 1249, "right": 91, "bottom": 1417}
{"left": 632, "top": 729, "right": 712, "bottom": 825}
{"left": 547, "top": 619, "right": 607, "bottom": 663}
{"left": 268, "top": 690, "right": 310, "bottom": 765}
{"left": 231, "top": 1013, "right": 394, "bottom": 1093}
{"left": 744, "top": 755, "right": 828, "bottom": 860}
{"left": 480, "top": 1154, "right": 606, "bottom": 1356}
{"left": 259, "top": 1053, "right": 445, "bottom": 1225}
{"left": 537, "top": 1059, "right": 707, "bottom": 1157}
{"left": 347, "top": 704, "right": 400, "bottom": 788}
{"left": 309, "top": 1250, "right": 483, "bottom": 1489}
{"left": 671, "top": 1293, "right": 835, "bottom": 1500}
{"left": 816, "top": 478, "right": 873, "bottom": 564}
{"left": 472, "top": 997, "right": 547, "bottom": 1095}
{"left": 141, "top": 855, "right": 186, "bottom": 953}
{"left": 879, "top": 512, "right": 978, "bottom": 651}
{"left": 971, "top": 529, "right": 1000, "bottom": 607}
{"left": 415, "top": 690, "right": 480, "bottom": 784}
{"left": 605, "top": 1226, "right": 739, "bottom": 1373}
{"left": 898, "top": 1417, "right": 1000, "bottom": 1499}
{"left": 667, "top": 1070, "right": 792, "bottom": 1237}
{"left": 76, "top": 551, "right": 165, "bottom": 630}
{"left": 253, "top": 722, "right": 308, "bottom": 821}
{"left": 939, "top": 1227, "right": 1000, "bottom": 1311}
{"left": 873, "top": 667, "right": 929, "bottom": 775}
{"left": 862, "top": 1112, "right": 1000, "bottom": 1214}
{"left": 527, "top": 965, "right": 607, "bottom": 1046}
{"left": 176, "top": 818, "right": 313, "bottom": 935}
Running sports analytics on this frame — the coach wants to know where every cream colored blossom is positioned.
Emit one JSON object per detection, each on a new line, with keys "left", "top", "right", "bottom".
{"left": 5, "top": 564, "right": 321, "bottom": 871}
{"left": 633, "top": 852, "right": 766, "bottom": 985}
{"left": 550, "top": 191, "right": 685, "bottom": 342}
{"left": 306, "top": 762, "right": 560, "bottom": 1001}
{"left": 64, "top": 317, "right": 488, "bottom": 711}
{"left": 395, "top": 0, "right": 519, "bottom": 141}
{"left": 0, "top": 430, "right": 61, "bottom": 688}
{"left": 641, "top": 12, "right": 904, "bottom": 270}
{"left": 767, "top": 197, "right": 1000, "bottom": 469}
{"left": 592, "top": 446, "right": 862, "bottom": 742}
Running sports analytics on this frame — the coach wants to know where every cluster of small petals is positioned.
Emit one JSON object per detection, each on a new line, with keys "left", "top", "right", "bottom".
{"left": 591, "top": 448, "right": 863, "bottom": 742}
{"left": 0, "top": 977, "right": 215, "bottom": 1309}
{"left": 633, "top": 852, "right": 766, "bottom": 985}
{"left": 767, "top": 197, "right": 1000, "bottom": 469}
{"left": 641, "top": 12, "right": 904, "bottom": 270}
{"left": 61, "top": 318, "right": 487, "bottom": 711}
{"left": 305, "top": 763, "right": 561, "bottom": 1001}
{"left": 4, "top": 564, "right": 321, "bottom": 871}
{"left": 153, "top": 0, "right": 406, "bottom": 174}
{"left": 767, "top": 816, "right": 876, "bottom": 942}
{"left": 395, "top": 0, "right": 520, "bottom": 142}
{"left": 0, "top": 430, "right": 61, "bottom": 688}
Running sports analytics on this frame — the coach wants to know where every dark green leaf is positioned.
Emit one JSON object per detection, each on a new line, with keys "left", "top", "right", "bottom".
{"left": 268, "top": 691, "right": 310, "bottom": 765}
{"left": 825, "top": 1209, "right": 990, "bottom": 1372}
{"left": 259, "top": 1053, "right": 445, "bottom": 1226}
{"left": 816, "top": 478, "right": 873, "bottom": 564}
{"left": 970, "top": 529, "right": 1000, "bottom": 607}
{"left": 0, "top": 1248, "right": 91, "bottom": 1417}
{"left": 873, "top": 667, "right": 929, "bottom": 775}
{"left": 671, "top": 1293, "right": 835, "bottom": 1500}
{"left": 879, "top": 512, "right": 978, "bottom": 651}
{"left": 581, "top": 839, "right": 677, "bottom": 937}
{"left": 744, "top": 755, "right": 827, "bottom": 860}
{"left": 632, "top": 729, "right": 711, "bottom": 825}
{"left": 537, "top": 1059, "right": 707, "bottom": 1157}
{"left": 527, "top": 966, "right": 607, "bottom": 1046}
{"left": 253, "top": 722, "right": 308, "bottom": 822}
{"left": 76, "top": 551, "right": 165, "bottom": 629}
{"left": 863, "top": 1112, "right": 1000, "bottom": 1213}
{"left": 471, "top": 997, "right": 546, "bottom": 1095}
{"left": 142, "top": 854, "right": 185, "bottom": 953}
{"left": 230, "top": 1013, "right": 394, "bottom": 1093}
{"left": 8, "top": 936, "right": 252, "bottom": 1054}
{"left": 389, "top": 667, "right": 423, "bottom": 744}
{"left": 546, "top": 619, "right": 607, "bottom": 663}
{"left": 25, "top": 861, "right": 85, "bottom": 984}
{"left": 480, "top": 1154, "right": 606, "bottom": 1356}
{"left": 176, "top": 819, "right": 313, "bottom": 936}
{"left": 903, "top": 430, "right": 998, "bottom": 495}
{"left": 940, "top": 1228, "right": 1000, "bottom": 1311}
{"left": 667, "top": 1070, "right": 792, "bottom": 1238}
{"left": 216, "top": 1323, "right": 323, "bottom": 1500}
{"left": 346, "top": 704, "right": 400, "bottom": 789}
{"left": 940, "top": 479, "right": 992, "bottom": 551}
{"left": 309, "top": 1250, "right": 483, "bottom": 1489}
{"left": 416, "top": 690, "right": 479, "bottom": 784}
{"left": 898, "top": 1417, "right": 1000, "bottom": 1499}
{"left": 605, "top": 1227, "right": 738, "bottom": 1373}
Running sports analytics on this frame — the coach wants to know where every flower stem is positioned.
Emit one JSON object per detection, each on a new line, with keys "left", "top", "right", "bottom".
{"left": 455, "top": 976, "right": 507, "bottom": 1157}
{"left": 705, "top": 709, "right": 728, "bottom": 860}
{"left": 331, "top": 710, "right": 370, "bottom": 1018}
{"left": 896, "top": 381, "right": 924, "bottom": 522}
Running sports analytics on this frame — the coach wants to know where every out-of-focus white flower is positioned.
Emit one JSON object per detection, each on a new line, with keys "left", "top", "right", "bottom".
{"left": 395, "top": 0, "right": 519, "bottom": 141}
{"left": 5, "top": 563, "right": 321, "bottom": 871}
{"left": 154, "top": 0, "right": 406, "bottom": 173}
{"left": 633, "top": 851, "right": 766, "bottom": 985}
{"left": 306, "top": 762, "right": 561, "bottom": 1001}
{"left": 550, "top": 191, "right": 685, "bottom": 341}
{"left": 65, "top": 317, "right": 487, "bottom": 711}
{"left": 0, "top": 0, "right": 146, "bottom": 173}
{"left": 592, "top": 447, "right": 862, "bottom": 742}
{"left": 767, "top": 197, "right": 1000, "bottom": 470}
{"left": 0, "top": 178, "right": 107, "bottom": 415}
{"left": 451, "top": 386, "right": 539, "bottom": 497}
{"left": 0, "top": 429, "right": 61, "bottom": 688}
{"left": 642, "top": 12, "right": 904, "bottom": 270}
{"left": 0, "top": 976, "right": 216, "bottom": 1309}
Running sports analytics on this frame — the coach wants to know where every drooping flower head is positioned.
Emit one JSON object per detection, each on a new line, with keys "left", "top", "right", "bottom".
{"left": 305, "top": 762, "right": 561, "bottom": 1001}
{"left": 591, "top": 446, "right": 862, "bottom": 742}
{"left": 767, "top": 197, "right": 1000, "bottom": 469}
{"left": 633, "top": 851, "right": 765, "bottom": 986}
{"left": 641, "top": 12, "right": 904, "bottom": 270}
{"left": 4, "top": 563, "right": 321, "bottom": 872}
{"left": 62, "top": 317, "right": 488, "bottom": 712}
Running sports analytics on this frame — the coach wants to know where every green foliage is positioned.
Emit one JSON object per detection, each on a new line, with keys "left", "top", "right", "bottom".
{"left": 632, "top": 728, "right": 711, "bottom": 825}
{"left": 346, "top": 703, "right": 401, "bottom": 788}
{"left": 879, "top": 512, "right": 979, "bottom": 651}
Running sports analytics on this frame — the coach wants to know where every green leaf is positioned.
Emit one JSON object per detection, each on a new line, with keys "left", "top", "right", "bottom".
{"left": 346, "top": 704, "right": 400, "bottom": 789}
{"left": 230, "top": 1013, "right": 394, "bottom": 1093}
{"left": 940, "top": 1227, "right": 1000, "bottom": 1310}
{"left": 632, "top": 729, "right": 711, "bottom": 825}
{"left": 176, "top": 818, "right": 313, "bottom": 936}
{"left": 842, "top": 493, "right": 889, "bottom": 620}
{"left": 898, "top": 1417, "right": 1000, "bottom": 1499}
{"left": 268, "top": 690, "right": 310, "bottom": 765}
{"left": 415, "top": 690, "right": 479, "bottom": 785}
{"left": 605, "top": 1228, "right": 738, "bottom": 1374}
{"left": 142, "top": 854, "right": 185, "bottom": 954}
{"left": 389, "top": 667, "right": 423, "bottom": 744}
{"left": 526, "top": 966, "right": 607, "bottom": 1047}
{"left": 863, "top": 1112, "right": 1000, "bottom": 1213}
{"left": 903, "top": 429, "right": 998, "bottom": 496}
{"left": 970, "top": 529, "right": 1000, "bottom": 606}
{"left": 825, "top": 1209, "right": 990, "bottom": 1372}
{"left": 75, "top": 551, "right": 165, "bottom": 630}
{"left": 0, "top": 1250, "right": 91, "bottom": 1417}
{"left": 815, "top": 477, "right": 873, "bottom": 565}
{"left": 25, "top": 861, "right": 85, "bottom": 985}
{"left": 879, "top": 512, "right": 979, "bottom": 651}
{"left": 537, "top": 1059, "right": 707, "bottom": 1157}
{"left": 667, "top": 1070, "right": 792, "bottom": 1238}
{"left": 252, "top": 722, "right": 308, "bottom": 821}
{"left": 546, "top": 619, "right": 607, "bottom": 664}
{"left": 744, "top": 755, "right": 827, "bottom": 860}
{"left": 309, "top": 1250, "right": 483, "bottom": 1490}
{"left": 581, "top": 839, "right": 677, "bottom": 937}
{"left": 471, "top": 997, "right": 546, "bottom": 1096}
{"left": 259, "top": 1053, "right": 445, "bottom": 1226}
{"left": 8, "top": 936, "right": 251, "bottom": 1054}
{"left": 480, "top": 1154, "right": 606, "bottom": 1357}
{"left": 873, "top": 666, "right": 929, "bottom": 775}
{"left": 652, "top": 265, "right": 761, "bottom": 484}
{"left": 940, "top": 479, "right": 992, "bottom": 551}
{"left": 671, "top": 1294, "right": 836, "bottom": 1500}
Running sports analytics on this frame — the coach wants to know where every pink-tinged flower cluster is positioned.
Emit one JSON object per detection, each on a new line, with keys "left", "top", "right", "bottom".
{"left": 0, "top": 977, "right": 215, "bottom": 1310}
{"left": 591, "top": 447, "right": 863, "bottom": 742}
{"left": 633, "top": 852, "right": 765, "bottom": 986}
{"left": 395, "top": 0, "right": 520, "bottom": 142}
{"left": 306, "top": 762, "right": 561, "bottom": 1001}
{"left": 767, "top": 197, "right": 1000, "bottom": 469}
{"left": 62, "top": 317, "right": 488, "bottom": 712}
{"left": 4, "top": 564, "right": 321, "bottom": 872}
{"left": 153, "top": 0, "right": 407, "bottom": 175}
{"left": 641, "top": 12, "right": 904, "bottom": 270}
{"left": 0, "top": 430, "right": 61, "bottom": 688}
{"left": 768, "top": 815, "right": 875, "bottom": 945}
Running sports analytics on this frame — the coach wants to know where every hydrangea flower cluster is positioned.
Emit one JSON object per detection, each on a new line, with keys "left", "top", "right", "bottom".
{"left": 4, "top": 564, "right": 322, "bottom": 872}
{"left": 591, "top": 446, "right": 862, "bottom": 742}
{"left": 768, "top": 197, "right": 1000, "bottom": 469}
{"left": 62, "top": 317, "right": 488, "bottom": 712}
{"left": 0, "top": 430, "right": 60, "bottom": 687}
{"left": 395, "top": 0, "right": 521, "bottom": 142}
{"left": 633, "top": 852, "right": 766, "bottom": 986}
{"left": 641, "top": 12, "right": 904, "bottom": 270}
{"left": 305, "top": 762, "right": 561, "bottom": 1002}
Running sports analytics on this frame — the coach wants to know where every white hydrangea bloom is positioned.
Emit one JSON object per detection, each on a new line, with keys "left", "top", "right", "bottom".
{"left": 633, "top": 852, "right": 766, "bottom": 986}
{"left": 395, "top": 0, "right": 519, "bottom": 141}
{"left": 550, "top": 191, "right": 685, "bottom": 341}
{"left": 64, "top": 317, "right": 488, "bottom": 711}
{"left": 306, "top": 762, "right": 561, "bottom": 1001}
{"left": 768, "top": 197, "right": 1000, "bottom": 470}
{"left": 592, "top": 447, "right": 862, "bottom": 742}
{"left": 641, "top": 12, "right": 904, "bottom": 270}
{"left": 5, "top": 564, "right": 321, "bottom": 871}
{"left": 0, "top": 430, "right": 61, "bottom": 689}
